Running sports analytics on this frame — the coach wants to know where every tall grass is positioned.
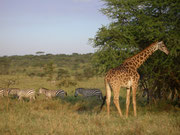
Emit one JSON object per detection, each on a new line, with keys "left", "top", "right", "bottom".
{"left": 0, "top": 75, "right": 180, "bottom": 135}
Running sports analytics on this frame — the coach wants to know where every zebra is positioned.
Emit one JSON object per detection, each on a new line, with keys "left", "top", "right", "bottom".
{"left": 7, "top": 88, "right": 20, "bottom": 97}
{"left": 39, "top": 88, "right": 67, "bottom": 99}
{"left": 0, "top": 88, "right": 9, "bottom": 97}
{"left": 74, "top": 88, "right": 103, "bottom": 100}
{"left": 17, "top": 89, "right": 36, "bottom": 101}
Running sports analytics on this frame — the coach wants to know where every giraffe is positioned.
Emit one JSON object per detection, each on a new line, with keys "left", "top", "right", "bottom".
{"left": 102, "top": 41, "right": 169, "bottom": 117}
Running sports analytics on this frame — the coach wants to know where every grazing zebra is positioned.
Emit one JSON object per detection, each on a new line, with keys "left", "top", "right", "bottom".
{"left": 74, "top": 88, "right": 103, "bottom": 100}
{"left": 17, "top": 89, "right": 36, "bottom": 101}
{"left": 7, "top": 88, "right": 20, "bottom": 97}
{"left": 39, "top": 88, "right": 67, "bottom": 99}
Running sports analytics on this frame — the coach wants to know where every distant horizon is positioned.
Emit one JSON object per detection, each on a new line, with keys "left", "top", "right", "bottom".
{"left": 0, "top": 51, "right": 94, "bottom": 57}
{"left": 0, "top": 0, "right": 109, "bottom": 56}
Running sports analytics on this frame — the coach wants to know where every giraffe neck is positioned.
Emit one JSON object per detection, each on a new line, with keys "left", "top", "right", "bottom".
{"left": 124, "top": 43, "right": 158, "bottom": 69}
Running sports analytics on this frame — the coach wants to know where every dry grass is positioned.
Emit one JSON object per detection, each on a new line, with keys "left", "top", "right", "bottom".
{"left": 0, "top": 75, "right": 180, "bottom": 135}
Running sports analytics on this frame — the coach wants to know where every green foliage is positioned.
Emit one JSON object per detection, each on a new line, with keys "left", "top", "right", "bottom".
{"left": 43, "top": 62, "right": 55, "bottom": 81}
{"left": 0, "top": 53, "right": 92, "bottom": 69}
{"left": 0, "top": 53, "right": 97, "bottom": 90}
{"left": 27, "top": 72, "right": 36, "bottom": 78}
{"left": 56, "top": 68, "right": 77, "bottom": 88}
{"left": 56, "top": 78, "right": 77, "bottom": 88}
{"left": 92, "top": 0, "right": 179, "bottom": 71}
{"left": 82, "top": 65, "right": 96, "bottom": 79}
{"left": 56, "top": 68, "right": 70, "bottom": 80}
{"left": 0, "top": 77, "right": 18, "bottom": 88}
{"left": 73, "top": 65, "right": 96, "bottom": 81}
{"left": 74, "top": 72, "right": 84, "bottom": 81}
{"left": 91, "top": 0, "right": 180, "bottom": 101}
{"left": 0, "top": 57, "right": 11, "bottom": 75}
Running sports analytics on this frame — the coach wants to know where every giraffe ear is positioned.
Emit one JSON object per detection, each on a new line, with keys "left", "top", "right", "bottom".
{"left": 157, "top": 41, "right": 164, "bottom": 46}
{"left": 158, "top": 41, "right": 169, "bottom": 55}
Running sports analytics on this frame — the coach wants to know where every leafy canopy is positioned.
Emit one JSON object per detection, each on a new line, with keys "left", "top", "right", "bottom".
{"left": 91, "top": 0, "right": 179, "bottom": 73}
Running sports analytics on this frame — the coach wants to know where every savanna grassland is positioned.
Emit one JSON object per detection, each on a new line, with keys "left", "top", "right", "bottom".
{"left": 0, "top": 54, "right": 180, "bottom": 135}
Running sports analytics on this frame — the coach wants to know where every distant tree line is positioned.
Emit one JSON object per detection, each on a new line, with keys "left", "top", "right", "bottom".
{"left": 0, "top": 53, "right": 96, "bottom": 88}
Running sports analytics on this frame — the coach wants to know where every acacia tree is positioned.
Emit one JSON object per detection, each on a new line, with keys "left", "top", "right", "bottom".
{"left": 36, "top": 51, "right": 45, "bottom": 55}
{"left": 91, "top": 0, "right": 180, "bottom": 102}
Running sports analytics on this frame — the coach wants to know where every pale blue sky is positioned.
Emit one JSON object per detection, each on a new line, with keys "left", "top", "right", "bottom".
{"left": 0, "top": 0, "right": 109, "bottom": 56}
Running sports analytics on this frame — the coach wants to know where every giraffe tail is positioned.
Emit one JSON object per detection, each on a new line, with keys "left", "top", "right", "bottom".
{"left": 100, "top": 96, "right": 106, "bottom": 111}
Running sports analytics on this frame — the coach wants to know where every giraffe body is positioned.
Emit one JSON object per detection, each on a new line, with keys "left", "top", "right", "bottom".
{"left": 104, "top": 41, "right": 169, "bottom": 117}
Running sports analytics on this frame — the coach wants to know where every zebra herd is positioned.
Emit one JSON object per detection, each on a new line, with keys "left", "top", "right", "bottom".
{"left": 0, "top": 87, "right": 104, "bottom": 101}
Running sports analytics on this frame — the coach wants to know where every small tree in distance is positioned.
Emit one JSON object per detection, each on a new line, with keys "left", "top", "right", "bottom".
{"left": 36, "top": 51, "right": 45, "bottom": 55}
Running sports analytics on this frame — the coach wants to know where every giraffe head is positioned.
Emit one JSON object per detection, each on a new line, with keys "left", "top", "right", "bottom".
{"left": 157, "top": 41, "right": 169, "bottom": 55}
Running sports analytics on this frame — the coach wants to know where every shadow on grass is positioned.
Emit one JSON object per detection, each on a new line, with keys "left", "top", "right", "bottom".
{"left": 61, "top": 96, "right": 104, "bottom": 114}
{"left": 58, "top": 95, "right": 149, "bottom": 115}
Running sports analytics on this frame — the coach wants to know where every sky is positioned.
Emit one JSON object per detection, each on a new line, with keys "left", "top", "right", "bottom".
{"left": 0, "top": 0, "right": 109, "bottom": 56}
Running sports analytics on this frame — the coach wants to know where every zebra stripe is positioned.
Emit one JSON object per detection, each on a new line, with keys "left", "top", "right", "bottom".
{"left": 74, "top": 88, "right": 103, "bottom": 100}
{"left": 56, "top": 90, "right": 67, "bottom": 97}
{"left": 17, "top": 89, "right": 36, "bottom": 101}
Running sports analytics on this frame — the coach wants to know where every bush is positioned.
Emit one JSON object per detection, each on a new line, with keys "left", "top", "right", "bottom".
{"left": 56, "top": 68, "right": 70, "bottom": 80}
{"left": 56, "top": 78, "right": 77, "bottom": 88}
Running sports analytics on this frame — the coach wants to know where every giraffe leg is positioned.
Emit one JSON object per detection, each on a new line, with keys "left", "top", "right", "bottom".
{"left": 113, "top": 88, "right": 123, "bottom": 117}
{"left": 126, "top": 88, "right": 131, "bottom": 118}
{"left": 132, "top": 85, "right": 137, "bottom": 117}
{"left": 106, "top": 82, "right": 111, "bottom": 116}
